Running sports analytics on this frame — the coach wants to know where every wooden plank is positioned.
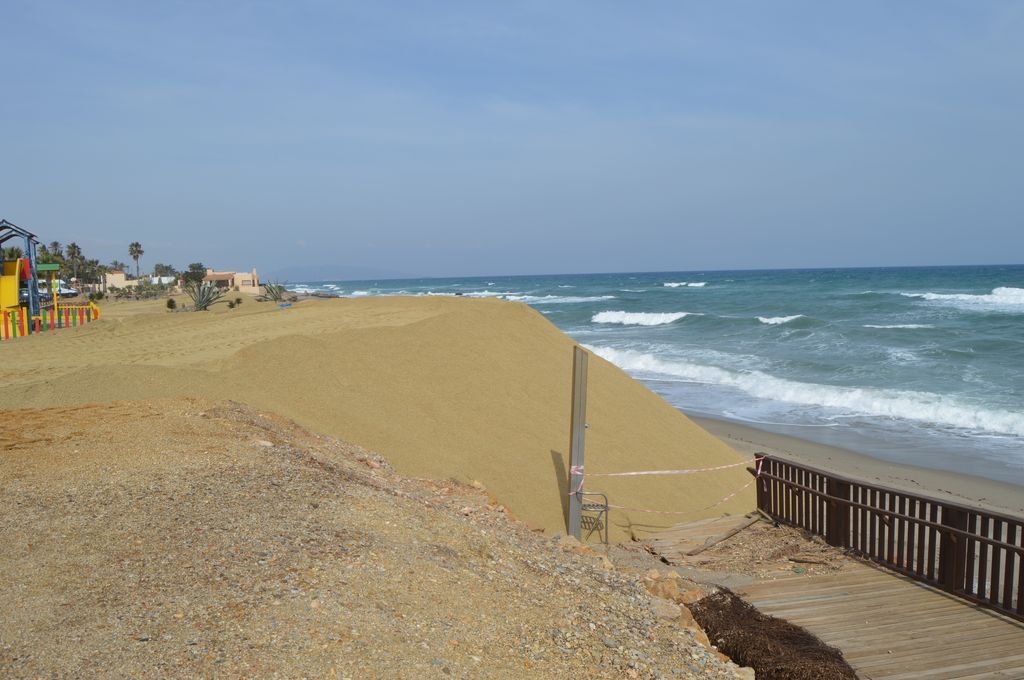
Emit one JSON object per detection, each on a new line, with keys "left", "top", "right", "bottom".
{"left": 990, "top": 518, "right": 1003, "bottom": 606}
{"left": 970, "top": 518, "right": 987, "bottom": 598}
{"left": 840, "top": 629, "right": 1024, "bottom": 658}
{"left": 920, "top": 499, "right": 933, "bottom": 578}
{"left": 845, "top": 644, "right": 1024, "bottom": 677}
{"left": 736, "top": 560, "right": 1024, "bottom": 680}
{"left": 837, "top": 619, "right": 1024, "bottom": 650}
{"left": 772, "top": 604, "right": 984, "bottom": 632}
{"left": 873, "top": 651, "right": 1024, "bottom": 679}
{"left": 927, "top": 503, "right": 939, "bottom": 580}
{"left": 1002, "top": 522, "right": 1019, "bottom": 610}
{"left": 950, "top": 665, "right": 1024, "bottom": 680}
{"left": 964, "top": 511, "right": 977, "bottom": 596}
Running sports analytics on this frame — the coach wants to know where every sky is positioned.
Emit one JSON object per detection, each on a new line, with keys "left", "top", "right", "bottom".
{"left": 1, "top": 1, "right": 1022, "bottom": 279}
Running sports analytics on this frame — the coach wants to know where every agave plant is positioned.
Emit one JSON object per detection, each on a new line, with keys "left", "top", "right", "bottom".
{"left": 260, "top": 282, "right": 287, "bottom": 302}
{"left": 183, "top": 281, "right": 227, "bottom": 311}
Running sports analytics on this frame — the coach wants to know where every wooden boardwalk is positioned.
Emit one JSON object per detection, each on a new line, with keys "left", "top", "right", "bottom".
{"left": 647, "top": 519, "right": 1024, "bottom": 679}
{"left": 738, "top": 562, "right": 1024, "bottom": 679}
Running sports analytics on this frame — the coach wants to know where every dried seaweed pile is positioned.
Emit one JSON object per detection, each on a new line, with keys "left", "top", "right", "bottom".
{"left": 690, "top": 589, "right": 856, "bottom": 680}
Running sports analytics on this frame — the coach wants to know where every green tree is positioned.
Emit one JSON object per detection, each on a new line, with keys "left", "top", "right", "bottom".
{"left": 48, "top": 241, "right": 63, "bottom": 259}
{"left": 2, "top": 246, "right": 24, "bottom": 260}
{"left": 109, "top": 259, "right": 128, "bottom": 272}
{"left": 82, "top": 258, "right": 104, "bottom": 284}
{"left": 66, "top": 242, "right": 83, "bottom": 283}
{"left": 152, "top": 263, "right": 177, "bottom": 277}
{"left": 182, "top": 262, "right": 206, "bottom": 284}
{"left": 128, "top": 241, "right": 144, "bottom": 278}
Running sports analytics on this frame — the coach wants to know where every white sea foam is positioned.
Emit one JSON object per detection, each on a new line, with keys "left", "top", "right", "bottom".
{"left": 350, "top": 290, "right": 370, "bottom": 296}
{"left": 592, "top": 311, "right": 693, "bottom": 326}
{"left": 758, "top": 315, "right": 804, "bottom": 325}
{"left": 864, "top": 324, "right": 933, "bottom": 329}
{"left": 901, "top": 287, "right": 1024, "bottom": 312}
{"left": 887, "top": 348, "right": 921, "bottom": 363}
{"left": 461, "top": 290, "right": 519, "bottom": 298}
{"left": 589, "top": 346, "right": 1024, "bottom": 437}
{"left": 504, "top": 294, "right": 615, "bottom": 304}
{"left": 663, "top": 282, "right": 707, "bottom": 288}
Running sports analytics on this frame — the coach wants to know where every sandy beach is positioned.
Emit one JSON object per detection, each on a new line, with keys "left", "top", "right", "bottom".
{"left": 0, "top": 296, "right": 754, "bottom": 542}
{"left": 692, "top": 416, "right": 1024, "bottom": 518}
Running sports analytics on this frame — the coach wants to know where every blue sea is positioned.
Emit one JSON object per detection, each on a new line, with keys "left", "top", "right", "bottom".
{"left": 287, "top": 266, "right": 1024, "bottom": 486}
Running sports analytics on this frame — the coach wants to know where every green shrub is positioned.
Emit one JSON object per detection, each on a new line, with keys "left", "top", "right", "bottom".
{"left": 260, "top": 283, "right": 287, "bottom": 302}
{"left": 183, "top": 281, "right": 226, "bottom": 311}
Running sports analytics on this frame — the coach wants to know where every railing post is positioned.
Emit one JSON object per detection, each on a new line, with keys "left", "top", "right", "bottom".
{"left": 826, "top": 478, "right": 851, "bottom": 547}
{"left": 754, "top": 455, "right": 767, "bottom": 513}
{"left": 940, "top": 507, "right": 969, "bottom": 591}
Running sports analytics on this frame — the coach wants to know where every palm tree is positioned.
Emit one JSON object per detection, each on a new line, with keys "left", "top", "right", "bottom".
{"left": 128, "top": 242, "right": 144, "bottom": 278}
{"left": 66, "top": 242, "right": 82, "bottom": 283}
{"left": 2, "top": 246, "right": 23, "bottom": 260}
{"left": 109, "top": 259, "right": 128, "bottom": 272}
{"left": 49, "top": 241, "right": 63, "bottom": 259}
{"left": 83, "top": 259, "right": 103, "bottom": 284}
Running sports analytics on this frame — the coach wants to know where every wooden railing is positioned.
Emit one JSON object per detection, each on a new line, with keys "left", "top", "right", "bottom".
{"left": 753, "top": 455, "right": 1024, "bottom": 623}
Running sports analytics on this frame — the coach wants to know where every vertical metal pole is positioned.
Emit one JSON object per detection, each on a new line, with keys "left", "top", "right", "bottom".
{"left": 26, "top": 237, "right": 41, "bottom": 320}
{"left": 568, "top": 346, "right": 588, "bottom": 540}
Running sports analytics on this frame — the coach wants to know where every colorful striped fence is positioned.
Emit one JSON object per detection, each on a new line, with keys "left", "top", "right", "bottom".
{"left": 1, "top": 302, "right": 101, "bottom": 341}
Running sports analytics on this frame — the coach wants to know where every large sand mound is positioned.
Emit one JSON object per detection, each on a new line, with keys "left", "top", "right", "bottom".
{"left": 0, "top": 297, "right": 753, "bottom": 539}
{"left": 0, "top": 399, "right": 745, "bottom": 678}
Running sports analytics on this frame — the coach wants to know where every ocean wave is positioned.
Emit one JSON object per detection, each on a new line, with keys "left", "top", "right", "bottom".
{"left": 351, "top": 290, "right": 371, "bottom": 296}
{"left": 663, "top": 282, "right": 707, "bottom": 288}
{"left": 589, "top": 346, "right": 1024, "bottom": 437}
{"left": 504, "top": 294, "right": 615, "bottom": 304}
{"left": 900, "top": 287, "right": 1024, "bottom": 311}
{"left": 592, "top": 311, "right": 693, "bottom": 326}
{"left": 462, "top": 290, "right": 521, "bottom": 298}
{"left": 757, "top": 315, "right": 804, "bottom": 325}
{"left": 864, "top": 324, "right": 933, "bottom": 329}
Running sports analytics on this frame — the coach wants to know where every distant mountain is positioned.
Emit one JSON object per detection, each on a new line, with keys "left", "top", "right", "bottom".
{"left": 263, "top": 263, "right": 415, "bottom": 283}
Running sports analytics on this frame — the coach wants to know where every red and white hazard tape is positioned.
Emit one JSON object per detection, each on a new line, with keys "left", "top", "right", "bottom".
{"left": 584, "top": 459, "right": 754, "bottom": 477}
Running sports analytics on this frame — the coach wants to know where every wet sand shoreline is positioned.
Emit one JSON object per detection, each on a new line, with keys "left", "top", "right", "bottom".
{"left": 691, "top": 414, "right": 1024, "bottom": 519}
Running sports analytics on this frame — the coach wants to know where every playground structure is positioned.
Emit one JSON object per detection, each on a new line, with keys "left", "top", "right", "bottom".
{"left": 0, "top": 219, "right": 100, "bottom": 341}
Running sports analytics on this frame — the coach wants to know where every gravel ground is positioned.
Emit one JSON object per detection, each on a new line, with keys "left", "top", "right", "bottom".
{"left": 1, "top": 398, "right": 750, "bottom": 679}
